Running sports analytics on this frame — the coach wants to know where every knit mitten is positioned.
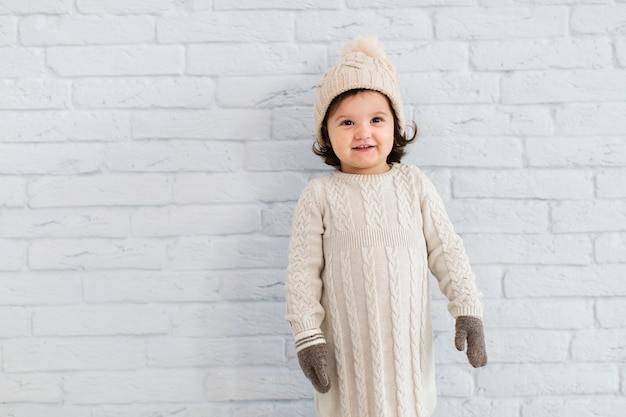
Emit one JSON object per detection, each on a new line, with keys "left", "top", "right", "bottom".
{"left": 297, "top": 343, "right": 331, "bottom": 393}
{"left": 455, "top": 316, "right": 487, "bottom": 368}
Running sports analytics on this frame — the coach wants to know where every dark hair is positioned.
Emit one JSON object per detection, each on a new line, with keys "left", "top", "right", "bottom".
{"left": 313, "top": 89, "right": 418, "bottom": 168}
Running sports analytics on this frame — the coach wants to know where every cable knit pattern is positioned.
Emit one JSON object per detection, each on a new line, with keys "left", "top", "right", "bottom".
{"left": 362, "top": 245, "right": 385, "bottom": 417}
{"left": 285, "top": 163, "right": 483, "bottom": 417}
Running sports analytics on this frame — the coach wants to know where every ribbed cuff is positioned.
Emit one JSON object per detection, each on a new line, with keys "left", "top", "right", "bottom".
{"left": 294, "top": 328, "right": 326, "bottom": 353}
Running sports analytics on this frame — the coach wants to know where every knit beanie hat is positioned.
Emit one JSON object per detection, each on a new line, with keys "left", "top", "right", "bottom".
{"left": 314, "top": 36, "right": 405, "bottom": 145}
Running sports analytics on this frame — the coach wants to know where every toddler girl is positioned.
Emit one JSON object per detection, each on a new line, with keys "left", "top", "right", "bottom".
{"left": 285, "top": 36, "right": 487, "bottom": 417}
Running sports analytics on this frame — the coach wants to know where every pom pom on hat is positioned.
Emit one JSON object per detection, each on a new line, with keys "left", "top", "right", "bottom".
{"left": 342, "top": 36, "right": 386, "bottom": 59}
{"left": 313, "top": 36, "right": 404, "bottom": 145}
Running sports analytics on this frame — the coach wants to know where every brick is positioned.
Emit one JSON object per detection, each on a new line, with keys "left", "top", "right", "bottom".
{"left": 104, "top": 141, "right": 242, "bottom": 172}
{"left": 33, "top": 305, "right": 169, "bottom": 336}
{"left": 174, "top": 172, "right": 307, "bottom": 204}
{"left": 206, "top": 369, "right": 310, "bottom": 401}
{"left": 522, "top": 397, "right": 626, "bottom": 417}
{"left": 262, "top": 202, "right": 296, "bottom": 236}
{"left": 295, "top": 9, "right": 431, "bottom": 41}
{"left": 501, "top": 70, "right": 626, "bottom": 104}
{"left": 213, "top": 0, "right": 341, "bottom": 8}
{"left": 83, "top": 271, "right": 220, "bottom": 302}
{"left": 435, "top": 398, "right": 519, "bottom": 417}
{"left": 571, "top": 5, "right": 626, "bottom": 34}
{"left": 0, "top": 374, "right": 62, "bottom": 403}
{"left": 0, "top": 79, "right": 69, "bottom": 109}
{"left": 64, "top": 370, "right": 206, "bottom": 404}
{"left": 572, "top": 329, "right": 626, "bottom": 361}
{"left": 446, "top": 199, "right": 549, "bottom": 234}
{"left": 482, "top": 330, "right": 569, "bottom": 363}
{"left": 504, "top": 265, "right": 626, "bottom": 297}
{"left": 555, "top": 103, "right": 626, "bottom": 136}
{"left": 157, "top": 11, "right": 293, "bottom": 43}
{"left": 131, "top": 205, "right": 259, "bottom": 236}
{"left": 0, "top": 176, "right": 25, "bottom": 207}
{"left": 0, "top": 273, "right": 82, "bottom": 305}
{"left": 170, "top": 302, "right": 287, "bottom": 337}
{"left": 168, "top": 236, "right": 289, "bottom": 270}
{"left": 93, "top": 405, "right": 230, "bottom": 417}
{"left": 526, "top": 136, "right": 626, "bottom": 167}
{"left": 597, "top": 169, "right": 626, "bottom": 198}
{"left": 0, "top": 307, "right": 29, "bottom": 337}
{"left": 0, "top": 111, "right": 131, "bottom": 142}
{"left": 595, "top": 233, "right": 626, "bottom": 263}
{"left": 271, "top": 106, "right": 314, "bottom": 141}
{"left": 187, "top": 43, "right": 327, "bottom": 76}
{"left": 617, "top": 39, "right": 626, "bottom": 66}
{"left": 485, "top": 299, "right": 594, "bottom": 329}
{"left": 0, "top": 47, "right": 45, "bottom": 77}
{"left": 29, "top": 239, "right": 167, "bottom": 271}
{"left": 415, "top": 105, "right": 552, "bottom": 137}
{"left": 20, "top": 15, "right": 154, "bottom": 46}
{"left": 453, "top": 169, "right": 594, "bottom": 199}
{"left": 406, "top": 137, "right": 523, "bottom": 168}
{"left": 219, "top": 269, "right": 286, "bottom": 301}
{"left": 479, "top": 0, "right": 609, "bottom": 4}
{"left": 3, "top": 338, "right": 145, "bottom": 372}
{"left": 597, "top": 298, "right": 626, "bottom": 328}
{"left": 47, "top": 45, "right": 183, "bottom": 76}
{"left": 403, "top": 73, "right": 498, "bottom": 104}
{"left": 0, "top": 208, "right": 127, "bottom": 238}
{"left": 232, "top": 402, "right": 317, "bottom": 417}
{"left": 476, "top": 364, "right": 617, "bottom": 396}
{"left": 147, "top": 336, "right": 284, "bottom": 367}
{"left": 0, "top": 406, "right": 88, "bottom": 417}
{"left": 216, "top": 76, "right": 316, "bottom": 108}
{"left": 463, "top": 234, "right": 592, "bottom": 265}
{"left": 132, "top": 109, "right": 270, "bottom": 140}
{"left": 77, "top": 0, "right": 182, "bottom": 13}
{"left": 434, "top": 365, "right": 473, "bottom": 397}
{"left": 435, "top": 7, "right": 567, "bottom": 40}
{"left": 74, "top": 77, "right": 214, "bottom": 109}
{"left": 471, "top": 38, "right": 612, "bottom": 70}
{"left": 389, "top": 41, "right": 468, "bottom": 72}
{"left": 348, "top": 0, "right": 472, "bottom": 6}
{"left": 245, "top": 140, "right": 322, "bottom": 171}
{"left": 552, "top": 200, "right": 626, "bottom": 232}
{"left": 0, "top": 143, "right": 101, "bottom": 175}
{"left": 0, "top": 239, "right": 25, "bottom": 271}
{"left": 28, "top": 175, "right": 172, "bottom": 207}
{"left": 0, "top": 16, "right": 16, "bottom": 45}
{"left": 0, "top": 0, "right": 73, "bottom": 14}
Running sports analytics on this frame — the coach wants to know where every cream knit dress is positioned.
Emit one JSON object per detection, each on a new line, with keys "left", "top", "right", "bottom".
{"left": 285, "top": 163, "right": 483, "bottom": 417}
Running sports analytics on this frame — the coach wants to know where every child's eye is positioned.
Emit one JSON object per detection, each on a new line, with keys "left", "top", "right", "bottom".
{"left": 372, "top": 117, "right": 383, "bottom": 123}
{"left": 340, "top": 120, "right": 354, "bottom": 126}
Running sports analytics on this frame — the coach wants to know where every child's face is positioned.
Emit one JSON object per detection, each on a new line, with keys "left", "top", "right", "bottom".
{"left": 326, "top": 90, "right": 395, "bottom": 175}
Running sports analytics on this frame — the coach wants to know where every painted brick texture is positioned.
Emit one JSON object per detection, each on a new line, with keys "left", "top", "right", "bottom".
{"left": 0, "top": 1, "right": 624, "bottom": 416}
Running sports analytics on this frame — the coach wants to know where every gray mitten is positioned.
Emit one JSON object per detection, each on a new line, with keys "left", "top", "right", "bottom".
{"left": 297, "top": 343, "right": 331, "bottom": 393}
{"left": 455, "top": 316, "right": 487, "bottom": 368}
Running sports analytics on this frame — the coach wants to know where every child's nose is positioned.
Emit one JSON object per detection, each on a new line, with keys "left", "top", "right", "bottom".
{"left": 355, "top": 124, "right": 371, "bottom": 140}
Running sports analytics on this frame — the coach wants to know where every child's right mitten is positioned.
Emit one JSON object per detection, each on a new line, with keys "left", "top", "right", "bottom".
{"left": 297, "top": 343, "right": 331, "bottom": 393}
{"left": 455, "top": 316, "right": 488, "bottom": 368}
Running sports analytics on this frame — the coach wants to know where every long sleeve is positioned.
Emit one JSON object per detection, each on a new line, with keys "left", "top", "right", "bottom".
{"left": 285, "top": 180, "right": 327, "bottom": 350}
{"left": 419, "top": 173, "right": 483, "bottom": 318}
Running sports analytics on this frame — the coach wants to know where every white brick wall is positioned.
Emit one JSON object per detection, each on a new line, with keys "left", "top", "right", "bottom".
{"left": 0, "top": 1, "right": 624, "bottom": 416}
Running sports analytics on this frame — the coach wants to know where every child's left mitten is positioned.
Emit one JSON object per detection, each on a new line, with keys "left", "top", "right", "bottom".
{"left": 454, "top": 316, "right": 487, "bottom": 368}
{"left": 297, "top": 343, "right": 331, "bottom": 393}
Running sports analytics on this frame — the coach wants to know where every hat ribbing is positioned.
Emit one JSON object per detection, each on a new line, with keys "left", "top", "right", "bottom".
{"left": 313, "top": 36, "right": 405, "bottom": 144}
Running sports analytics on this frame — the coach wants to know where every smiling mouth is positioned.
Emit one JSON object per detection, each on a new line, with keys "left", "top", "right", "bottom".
{"left": 353, "top": 145, "right": 375, "bottom": 149}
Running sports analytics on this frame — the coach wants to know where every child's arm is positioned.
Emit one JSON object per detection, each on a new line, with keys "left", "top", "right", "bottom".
{"left": 419, "top": 172, "right": 487, "bottom": 367}
{"left": 285, "top": 181, "right": 331, "bottom": 391}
